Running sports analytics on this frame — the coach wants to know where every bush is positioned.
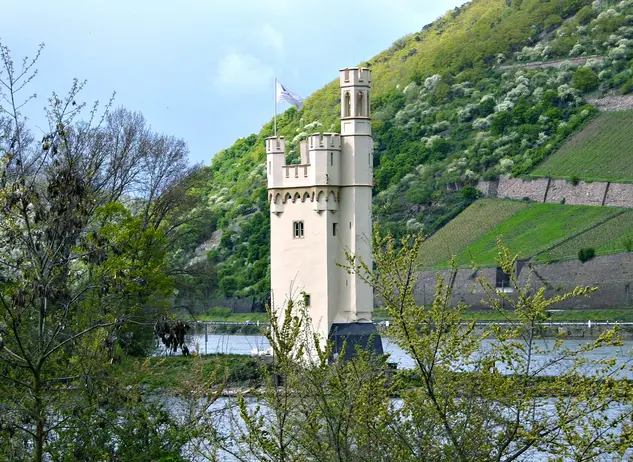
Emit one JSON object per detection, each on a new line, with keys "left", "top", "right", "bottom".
{"left": 624, "top": 238, "right": 633, "bottom": 252}
{"left": 575, "top": 6, "right": 597, "bottom": 25}
{"left": 572, "top": 68, "right": 599, "bottom": 93}
{"left": 544, "top": 14, "right": 563, "bottom": 31}
{"left": 578, "top": 247, "right": 596, "bottom": 263}
{"left": 621, "top": 79, "right": 633, "bottom": 95}
{"left": 570, "top": 175, "right": 580, "bottom": 186}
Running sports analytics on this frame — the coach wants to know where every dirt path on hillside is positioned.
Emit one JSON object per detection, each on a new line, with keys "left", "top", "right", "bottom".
{"left": 500, "top": 55, "right": 604, "bottom": 71}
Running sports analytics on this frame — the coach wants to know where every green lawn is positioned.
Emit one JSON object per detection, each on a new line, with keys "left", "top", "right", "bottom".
{"left": 419, "top": 199, "right": 529, "bottom": 268}
{"left": 448, "top": 203, "right": 621, "bottom": 267}
{"left": 117, "top": 354, "right": 263, "bottom": 391}
{"left": 537, "top": 210, "right": 633, "bottom": 262}
{"left": 462, "top": 309, "right": 633, "bottom": 322}
{"left": 531, "top": 111, "right": 633, "bottom": 182}
{"left": 186, "top": 307, "right": 269, "bottom": 323}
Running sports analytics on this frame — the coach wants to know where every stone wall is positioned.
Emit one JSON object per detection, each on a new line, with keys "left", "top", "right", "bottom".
{"left": 604, "top": 183, "right": 633, "bottom": 207}
{"left": 476, "top": 176, "right": 633, "bottom": 208}
{"left": 544, "top": 179, "right": 608, "bottom": 206}
{"left": 412, "top": 253, "right": 633, "bottom": 310}
{"left": 496, "top": 177, "right": 549, "bottom": 202}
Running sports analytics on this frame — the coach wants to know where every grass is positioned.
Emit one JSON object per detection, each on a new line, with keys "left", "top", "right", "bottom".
{"left": 419, "top": 199, "right": 529, "bottom": 268}
{"left": 537, "top": 210, "right": 633, "bottom": 262}
{"left": 447, "top": 203, "right": 621, "bottom": 267}
{"left": 461, "top": 309, "right": 633, "bottom": 322}
{"left": 116, "top": 354, "right": 263, "bottom": 391}
{"left": 186, "top": 307, "right": 269, "bottom": 323}
{"left": 531, "top": 111, "right": 633, "bottom": 182}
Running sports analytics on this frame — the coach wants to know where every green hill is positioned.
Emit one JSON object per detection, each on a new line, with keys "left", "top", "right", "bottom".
{"left": 419, "top": 199, "right": 529, "bottom": 268}
{"left": 423, "top": 200, "right": 625, "bottom": 268}
{"left": 531, "top": 111, "right": 633, "bottom": 182}
{"left": 174, "top": 0, "right": 633, "bottom": 301}
{"left": 536, "top": 209, "right": 633, "bottom": 262}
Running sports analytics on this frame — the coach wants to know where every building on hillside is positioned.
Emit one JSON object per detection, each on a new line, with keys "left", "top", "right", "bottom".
{"left": 266, "top": 67, "right": 383, "bottom": 359}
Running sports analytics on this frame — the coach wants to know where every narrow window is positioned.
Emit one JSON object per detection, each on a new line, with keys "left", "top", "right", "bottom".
{"left": 349, "top": 222, "right": 352, "bottom": 229}
{"left": 344, "top": 92, "right": 351, "bottom": 117}
{"left": 368, "top": 152, "right": 371, "bottom": 165}
{"left": 333, "top": 223, "right": 338, "bottom": 236}
{"left": 330, "top": 152, "right": 333, "bottom": 166}
{"left": 357, "top": 91, "right": 364, "bottom": 116}
{"left": 285, "top": 168, "right": 289, "bottom": 178}
{"left": 303, "top": 293, "right": 311, "bottom": 307}
{"left": 293, "top": 221, "right": 304, "bottom": 239}
{"left": 304, "top": 166, "right": 308, "bottom": 177}
{"left": 295, "top": 167, "right": 298, "bottom": 178}
{"left": 268, "top": 161, "right": 271, "bottom": 174}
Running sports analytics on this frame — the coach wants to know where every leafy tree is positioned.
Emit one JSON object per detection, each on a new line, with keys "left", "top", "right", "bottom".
{"left": 0, "top": 42, "right": 198, "bottom": 460}
{"left": 573, "top": 67, "right": 599, "bottom": 93}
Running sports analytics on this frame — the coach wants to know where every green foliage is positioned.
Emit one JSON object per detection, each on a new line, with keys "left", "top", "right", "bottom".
{"left": 572, "top": 67, "right": 599, "bottom": 93}
{"left": 575, "top": 5, "right": 596, "bottom": 24}
{"left": 570, "top": 174, "right": 580, "bottom": 185}
{"left": 578, "top": 246, "right": 596, "bottom": 262}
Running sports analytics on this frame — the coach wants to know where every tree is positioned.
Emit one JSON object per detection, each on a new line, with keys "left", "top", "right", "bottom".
{"left": 573, "top": 68, "right": 599, "bottom": 93}
{"left": 0, "top": 42, "right": 200, "bottom": 460}
{"left": 235, "top": 231, "right": 633, "bottom": 461}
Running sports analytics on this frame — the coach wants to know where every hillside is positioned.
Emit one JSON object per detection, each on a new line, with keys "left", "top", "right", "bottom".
{"left": 174, "top": 0, "right": 633, "bottom": 302}
{"left": 424, "top": 200, "right": 624, "bottom": 268}
{"left": 531, "top": 111, "right": 633, "bottom": 181}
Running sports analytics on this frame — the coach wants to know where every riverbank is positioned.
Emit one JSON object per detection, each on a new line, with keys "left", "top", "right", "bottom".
{"left": 186, "top": 308, "right": 633, "bottom": 324}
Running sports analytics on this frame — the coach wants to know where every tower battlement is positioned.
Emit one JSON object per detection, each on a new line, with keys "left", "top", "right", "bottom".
{"left": 266, "top": 136, "right": 286, "bottom": 154}
{"left": 308, "top": 132, "right": 341, "bottom": 151}
{"left": 340, "top": 67, "right": 371, "bottom": 88}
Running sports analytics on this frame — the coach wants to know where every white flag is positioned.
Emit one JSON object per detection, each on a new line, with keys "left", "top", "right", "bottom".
{"left": 276, "top": 80, "right": 303, "bottom": 110}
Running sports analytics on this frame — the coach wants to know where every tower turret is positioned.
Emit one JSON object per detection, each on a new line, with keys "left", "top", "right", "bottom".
{"left": 340, "top": 67, "right": 371, "bottom": 136}
{"left": 266, "top": 136, "right": 286, "bottom": 189}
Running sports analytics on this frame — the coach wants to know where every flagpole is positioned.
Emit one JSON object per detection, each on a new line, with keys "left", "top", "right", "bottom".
{"left": 274, "top": 77, "right": 277, "bottom": 137}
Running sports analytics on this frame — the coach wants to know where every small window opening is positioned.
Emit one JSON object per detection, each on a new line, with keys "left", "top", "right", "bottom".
{"left": 293, "top": 221, "right": 304, "bottom": 239}
{"left": 303, "top": 293, "right": 311, "bottom": 307}
{"left": 268, "top": 161, "right": 271, "bottom": 173}
{"left": 295, "top": 167, "right": 298, "bottom": 178}
{"left": 357, "top": 91, "right": 364, "bottom": 116}
{"left": 330, "top": 152, "right": 333, "bottom": 166}
{"left": 349, "top": 222, "right": 352, "bottom": 229}
{"left": 285, "top": 168, "right": 289, "bottom": 178}
{"left": 333, "top": 223, "right": 338, "bottom": 236}
{"left": 344, "top": 92, "right": 351, "bottom": 117}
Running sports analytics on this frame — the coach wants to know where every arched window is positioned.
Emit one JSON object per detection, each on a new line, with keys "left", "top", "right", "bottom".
{"left": 357, "top": 91, "right": 364, "bottom": 116}
{"left": 344, "top": 92, "right": 351, "bottom": 117}
{"left": 285, "top": 193, "right": 292, "bottom": 203}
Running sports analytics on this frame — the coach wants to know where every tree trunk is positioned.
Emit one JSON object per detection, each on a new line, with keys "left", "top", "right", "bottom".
{"left": 34, "top": 370, "right": 44, "bottom": 462}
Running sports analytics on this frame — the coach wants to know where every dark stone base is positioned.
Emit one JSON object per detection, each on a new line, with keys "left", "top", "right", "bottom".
{"left": 328, "top": 323, "right": 384, "bottom": 361}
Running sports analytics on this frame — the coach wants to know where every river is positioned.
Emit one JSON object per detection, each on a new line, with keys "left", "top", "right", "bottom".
{"left": 159, "top": 328, "right": 633, "bottom": 378}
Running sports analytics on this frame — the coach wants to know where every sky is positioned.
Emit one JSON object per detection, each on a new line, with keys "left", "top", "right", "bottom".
{"left": 1, "top": 0, "right": 466, "bottom": 165}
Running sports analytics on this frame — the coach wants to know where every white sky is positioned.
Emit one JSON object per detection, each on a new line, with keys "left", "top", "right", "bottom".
{"left": 1, "top": 0, "right": 466, "bottom": 164}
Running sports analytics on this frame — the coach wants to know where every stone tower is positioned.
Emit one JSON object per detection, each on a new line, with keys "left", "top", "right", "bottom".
{"left": 266, "top": 67, "right": 383, "bottom": 358}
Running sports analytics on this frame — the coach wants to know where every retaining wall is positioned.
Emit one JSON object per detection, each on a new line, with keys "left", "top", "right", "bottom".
{"left": 412, "top": 253, "right": 633, "bottom": 310}
{"left": 477, "top": 176, "right": 633, "bottom": 208}
{"left": 544, "top": 179, "right": 608, "bottom": 206}
{"left": 496, "top": 177, "right": 549, "bottom": 202}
